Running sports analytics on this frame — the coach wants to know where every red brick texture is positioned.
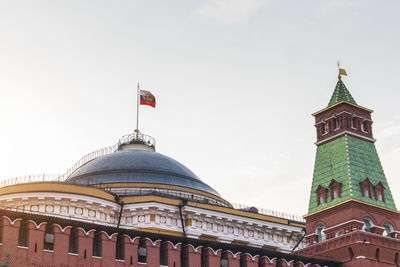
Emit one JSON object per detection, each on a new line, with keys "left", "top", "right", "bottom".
{"left": 0, "top": 215, "right": 334, "bottom": 267}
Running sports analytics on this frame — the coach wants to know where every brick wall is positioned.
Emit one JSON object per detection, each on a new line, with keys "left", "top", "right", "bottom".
{"left": 0, "top": 215, "right": 333, "bottom": 267}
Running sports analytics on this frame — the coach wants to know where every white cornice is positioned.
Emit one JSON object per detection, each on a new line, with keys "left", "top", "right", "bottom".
{"left": 324, "top": 219, "right": 363, "bottom": 232}
{"left": 315, "top": 131, "right": 376, "bottom": 146}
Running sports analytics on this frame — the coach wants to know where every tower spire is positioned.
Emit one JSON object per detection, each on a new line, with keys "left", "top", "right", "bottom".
{"left": 327, "top": 65, "right": 356, "bottom": 107}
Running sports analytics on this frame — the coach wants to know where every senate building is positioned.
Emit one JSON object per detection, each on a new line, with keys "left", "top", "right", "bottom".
{"left": 0, "top": 72, "right": 399, "bottom": 266}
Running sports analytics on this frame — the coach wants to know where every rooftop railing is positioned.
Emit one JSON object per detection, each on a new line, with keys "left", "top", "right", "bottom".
{"left": 232, "top": 203, "right": 305, "bottom": 223}
{"left": 0, "top": 174, "right": 63, "bottom": 188}
{"left": 0, "top": 132, "right": 156, "bottom": 188}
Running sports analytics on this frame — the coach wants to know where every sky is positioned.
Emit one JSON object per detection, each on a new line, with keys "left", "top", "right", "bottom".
{"left": 0, "top": 0, "right": 400, "bottom": 216}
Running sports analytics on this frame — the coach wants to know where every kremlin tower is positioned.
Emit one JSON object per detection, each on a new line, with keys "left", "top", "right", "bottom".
{"left": 297, "top": 71, "right": 400, "bottom": 266}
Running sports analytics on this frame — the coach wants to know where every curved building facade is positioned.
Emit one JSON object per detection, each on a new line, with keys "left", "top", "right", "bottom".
{"left": 0, "top": 131, "right": 316, "bottom": 267}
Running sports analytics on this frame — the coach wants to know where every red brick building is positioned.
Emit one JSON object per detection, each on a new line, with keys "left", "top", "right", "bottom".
{"left": 296, "top": 73, "right": 400, "bottom": 266}
{"left": 0, "top": 71, "right": 398, "bottom": 266}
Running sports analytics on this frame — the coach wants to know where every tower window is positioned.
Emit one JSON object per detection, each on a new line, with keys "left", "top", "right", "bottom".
{"left": 329, "top": 179, "right": 341, "bottom": 200}
{"left": 364, "top": 188, "right": 370, "bottom": 198}
{"left": 316, "top": 185, "right": 327, "bottom": 206}
{"left": 334, "top": 116, "right": 339, "bottom": 130}
{"left": 315, "top": 225, "right": 326, "bottom": 243}
{"left": 360, "top": 178, "right": 372, "bottom": 199}
{"left": 333, "top": 189, "right": 339, "bottom": 199}
{"left": 362, "top": 217, "right": 374, "bottom": 232}
{"left": 351, "top": 115, "right": 356, "bottom": 129}
{"left": 362, "top": 120, "right": 368, "bottom": 132}
{"left": 374, "top": 182, "right": 385, "bottom": 202}
{"left": 383, "top": 223, "right": 394, "bottom": 238}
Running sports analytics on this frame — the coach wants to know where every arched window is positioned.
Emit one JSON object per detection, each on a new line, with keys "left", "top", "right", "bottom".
{"left": 383, "top": 223, "right": 394, "bottom": 238}
{"left": 315, "top": 225, "right": 326, "bottom": 243}
{"left": 324, "top": 122, "right": 329, "bottom": 134}
{"left": 362, "top": 217, "right": 374, "bottom": 233}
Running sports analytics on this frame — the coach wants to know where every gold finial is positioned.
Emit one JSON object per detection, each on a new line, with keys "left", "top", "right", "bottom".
{"left": 337, "top": 61, "right": 347, "bottom": 80}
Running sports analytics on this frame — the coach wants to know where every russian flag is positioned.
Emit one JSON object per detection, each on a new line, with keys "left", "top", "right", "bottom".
{"left": 140, "top": 90, "right": 156, "bottom": 108}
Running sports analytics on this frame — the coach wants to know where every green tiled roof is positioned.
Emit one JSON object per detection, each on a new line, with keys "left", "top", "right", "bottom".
{"left": 328, "top": 79, "right": 357, "bottom": 107}
{"left": 308, "top": 135, "right": 397, "bottom": 214}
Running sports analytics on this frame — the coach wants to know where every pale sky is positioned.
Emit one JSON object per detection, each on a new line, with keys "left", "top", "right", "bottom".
{"left": 0, "top": 0, "right": 400, "bottom": 216}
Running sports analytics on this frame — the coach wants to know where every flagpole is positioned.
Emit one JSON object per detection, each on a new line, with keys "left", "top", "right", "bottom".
{"left": 136, "top": 82, "right": 140, "bottom": 137}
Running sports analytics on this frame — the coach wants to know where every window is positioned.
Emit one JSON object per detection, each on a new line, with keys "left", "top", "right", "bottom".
{"left": 315, "top": 225, "right": 326, "bottom": 243}
{"left": 333, "top": 190, "right": 339, "bottom": 199}
{"left": 116, "top": 234, "right": 124, "bottom": 260}
{"left": 335, "top": 231, "right": 342, "bottom": 237}
{"left": 43, "top": 224, "right": 54, "bottom": 250}
{"left": 334, "top": 116, "right": 339, "bottom": 130}
{"left": 383, "top": 223, "right": 394, "bottom": 237}
{"left": 220, "top": 258, "right": 229, "bottom": 267}
{"left": 93, "top": 231, "right": 102, "bottom": 257}
{"left": 329, "top": 179, "right": 341, "bottom": 200}
{"left": 18, "top": 220, "right": 28, "bottom": 247}
{"left": 362, "top": 217, "right": 373, "bottom": 232}
{"left": 374, "top": 182, "right": 385, "bottom": 202}
{"left": 324, "top": 123, "right": 328, "bottom": 134}
{"left": 138, "top": 239, "right": 147, "bottom": 263}
{"left": 362, "top": 120, "right": 368, "bottom": 132}
{"left": 364, "top": 189, "right": 370, "bottom": 198}
{"left": 68, "top": 228, "right": 78, "bottom": 254}
{"left": 160, "top": 243, "right": 167, "bottom": 266}
{"left": 316, "top": 185, "right": 327, "bottom": 206}
{"left": 360, "top": 178, "right": 372, "bottom": 199}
